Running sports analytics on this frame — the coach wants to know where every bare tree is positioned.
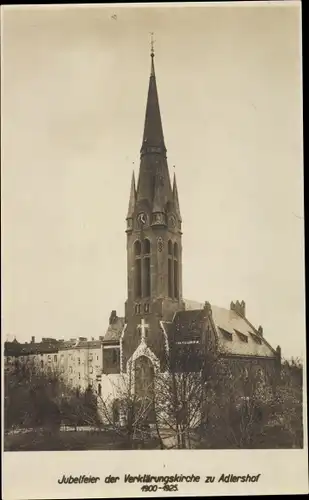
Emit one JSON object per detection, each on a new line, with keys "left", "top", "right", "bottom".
{"left": 98, "top": 369, "right": 156, "bottom": 449}
{"left": 153, "top": 344, "right": 221, "bottom": 449}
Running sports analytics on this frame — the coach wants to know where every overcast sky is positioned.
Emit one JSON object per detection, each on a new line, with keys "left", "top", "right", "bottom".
{"left": 1, "top": 3, "right": 304, "bottom": 359}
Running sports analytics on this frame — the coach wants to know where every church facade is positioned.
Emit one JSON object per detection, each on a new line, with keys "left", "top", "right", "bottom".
{"left": 101, "top": 48, "right": 281, "bottom": 409}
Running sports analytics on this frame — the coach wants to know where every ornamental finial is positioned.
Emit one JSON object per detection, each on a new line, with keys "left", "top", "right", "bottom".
{"left": 150, "top": 32, "right": 155, "bottom": 57}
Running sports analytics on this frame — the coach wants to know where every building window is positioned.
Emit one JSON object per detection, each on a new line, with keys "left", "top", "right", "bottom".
{"left": 143, "top": 238, "right": 151, "bottom": 298}
{"left": 98, "top": 383, "right": 102, "bottom": 396}
{"left": 89, "top": 353, "right": 93, "bottom": 361}
{"left": 78, "top": 372, "right": 81, "bottom": 379}
{"left": 134, "top": 240, "right": 142, "bottom": 299}
{"left": 54, "top": 355, "right": 57, "bottom": 362}
{"left": 173, "top": 242, "right": 179, "bottom": 299}
{"left": 41, "top": 360, "right": 44, "bottom": 369}
{"left": 143, "top": 257, "right": 151, "bottom": 297}
{"left": 97, "top": 355, "right": 99, "bottom": 361}
{"left": 69, "top": 366, "right": 72, "bottom": 374}
{"left": 78, "top": 357, "right": 80, "bottom": 365}
{"left": 89, "top": 366, "right": 93, "bottom": 374}
{"left": 143, "top": 238, "right": 151, "bottom": 254}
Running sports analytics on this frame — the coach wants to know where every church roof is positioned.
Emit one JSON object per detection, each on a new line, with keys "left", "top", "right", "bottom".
{"left": 103, "top": 316, "right": 125, "bottom": 344}
{"left": 169, "top": 301, "right": 277, "bottom": 359}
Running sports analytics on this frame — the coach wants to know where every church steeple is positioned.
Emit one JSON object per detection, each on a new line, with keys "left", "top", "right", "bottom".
{"left": 140, "top": 37, "right": 166, "bottom": 156}
{"left": 136, "top": 43, "right": 173, "bottom": 218}
{"left": 123, "top": 40, "right": 184, "bottom": 372}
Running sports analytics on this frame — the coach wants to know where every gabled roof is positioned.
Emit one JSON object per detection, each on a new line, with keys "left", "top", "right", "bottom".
{"left": 103, "top": 316, "right": 125, "bottom": 344}
{"left": 211, "top": 305, "right": 276, "bottom": 358}
{"left": 168, "top": 300, "right": 277, "bottom": 359}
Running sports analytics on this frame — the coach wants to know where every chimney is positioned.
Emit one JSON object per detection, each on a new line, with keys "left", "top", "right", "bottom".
{"left": 203, "top": 301, "right": 212, "bottom": 316}
{"left": 31, "top": 336, "right": 35, "bottom": 344}
{"left": 230, "top": 300, "right": 246, "bottom": 317}
{"left": 109, "top": 310, "right": 117, "bottom": 325}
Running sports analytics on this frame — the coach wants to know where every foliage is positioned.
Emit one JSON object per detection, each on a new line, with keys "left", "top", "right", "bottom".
{"left": 4, "top": 359, "right": 100, "bottom": 432}
{"left": 196, "top": 357, "right": 303, "bottom": 449}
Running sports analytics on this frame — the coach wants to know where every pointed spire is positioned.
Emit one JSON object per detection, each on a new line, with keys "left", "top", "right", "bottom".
{"left": 135, "top": 40, "right": 172, "bottom": 209}
{"left": 173, "top": 172, "right": 182, "bottom": 221}
{"left": 140, "top": 38, "right": 166, "bottom": 155}
{"left": 127, "top": 171, "right": 136, "bottom": 219}
{"left": 152, "top": 168, "right": 167, "bottom": 214}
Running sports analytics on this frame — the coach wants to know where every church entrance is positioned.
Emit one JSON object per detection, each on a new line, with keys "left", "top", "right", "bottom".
{"left": 134, "top": 355, "right": 155, "bottom": 424}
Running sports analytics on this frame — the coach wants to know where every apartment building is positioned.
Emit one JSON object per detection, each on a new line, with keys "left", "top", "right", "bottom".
{"left": 4, "top": 336, "right": 104, "bottom": 397}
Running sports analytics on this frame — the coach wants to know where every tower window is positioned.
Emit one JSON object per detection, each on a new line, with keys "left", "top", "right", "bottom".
{"left": 168, "top": 240, "right": 173, "bottom": 255}
{"left": 174, "top": 242, "right": 179, "bottom": 299}
{"left": 144, "top": 257, "right": 151, "bottom": 297}
{"left": 168, "top": 257, "right": 173, "bottom": 298}
{"left": 143, "top": 238, "right": 151, "bottom": 254}
{"left": 134, "top": 240, "right": 141, "bottom": 256}
{"left": 173, "top": 242, "right": 178, "bottom": 259}
{"left": 134, "top": 240, "right": 142, "bottom": 299}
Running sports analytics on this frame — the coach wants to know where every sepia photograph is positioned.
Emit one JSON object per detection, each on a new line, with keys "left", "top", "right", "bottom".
{"left": 1, "top": 1, "right": 306, "bottom": 490}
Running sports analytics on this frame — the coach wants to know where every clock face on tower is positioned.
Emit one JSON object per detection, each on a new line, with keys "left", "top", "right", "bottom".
{"left": 137, "top": 212, "right": 148, "bottom": 228}
{"left": 168, "top": 214, "right": 176, "bottom": 228}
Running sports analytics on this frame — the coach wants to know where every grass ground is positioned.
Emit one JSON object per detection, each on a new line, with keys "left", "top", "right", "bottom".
{"left": 4, "top": 429, "right": 161, "bottom": 451}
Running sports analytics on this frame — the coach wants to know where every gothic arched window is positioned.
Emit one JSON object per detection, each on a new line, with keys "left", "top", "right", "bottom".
{"left": 168, "top": 240, "right": 173, "bottom": 298}
{"left": 134, "top": 240, "right": 142, "bottom": 299}
{"left": 173, "top": 242, "right": 179, "bottom": 299}
{"left": 142, "top": 238, "right": 151, "bottom": 298}
{"left": 168, "top": 240, "right": 173, "bottom": 255}
{"left": 143, "top": 238, "right": 151, "bottom": 255}
{"left": 134, "top": 240, "right": 141, "bottom": 256}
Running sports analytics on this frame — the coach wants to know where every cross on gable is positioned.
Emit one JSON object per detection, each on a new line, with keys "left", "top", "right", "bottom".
{"left": 138, "top": 318, "right": 149, "bottom": 342}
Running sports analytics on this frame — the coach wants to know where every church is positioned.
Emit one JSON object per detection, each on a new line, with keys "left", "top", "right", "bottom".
{"left": 101, "top": 45, "right": 281, "bottom": 410}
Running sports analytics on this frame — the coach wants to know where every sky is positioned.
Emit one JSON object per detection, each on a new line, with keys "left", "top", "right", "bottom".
{"left": 1, "top": 3, "right": 304, "bottom": 360}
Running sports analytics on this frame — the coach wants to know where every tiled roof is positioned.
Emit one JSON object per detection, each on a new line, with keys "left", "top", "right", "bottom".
{"left": 103, "top": 317, "right": 125, "bottom": 343}
{"left": 210, "top": 305, "right": 276, "bottom": 358}
{"left": 169, "top": 300, "right": 277, "bottom": 359}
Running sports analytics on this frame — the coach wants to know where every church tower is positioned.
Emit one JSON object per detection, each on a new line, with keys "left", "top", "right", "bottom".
{"left": 122, "top": 44, "right": 184, "bottom": 371}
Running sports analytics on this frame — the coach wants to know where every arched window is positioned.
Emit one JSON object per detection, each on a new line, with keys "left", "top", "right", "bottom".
{"left": 143, "top": 238, "right": 151, "bottom": 255}
{"left": 134, "top": 240, "right": 142, "bottom": 299}
{"left": 168, "top": 240, "right": 173, "bottom": 255}
{"left": 142, "top": 238, "right": 151, "bottom": 297}
{"left": 134, "top": 240, "right": 141, "bottom": 256}
{"left": 168, "top": 240, "right": 173, "bottom": 298}
{"left": 173, "top": 242, "right": 179, "bottom": 299}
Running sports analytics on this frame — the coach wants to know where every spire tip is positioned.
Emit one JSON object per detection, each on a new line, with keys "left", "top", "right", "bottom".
{"left": 150, "top": 32, "right": 155, "bottom": 58}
